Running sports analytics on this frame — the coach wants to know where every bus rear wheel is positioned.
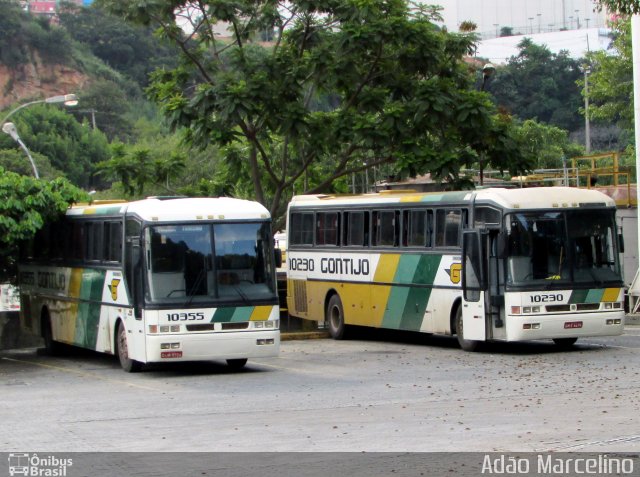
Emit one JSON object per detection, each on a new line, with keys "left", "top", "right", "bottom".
{"left": 116, "top": 322, "right": 142, "bottom": 373}
{"left": 553, "top": 337, "right": 578, "bottom": 349}
{"left": 455, "top": 306, "right": 480, "bottom": 352}
{"left": 326, "top": 294, "right": 347, "bottom": 340}
{"left": 41, "top": 311, "right": 61, "bottom": 355}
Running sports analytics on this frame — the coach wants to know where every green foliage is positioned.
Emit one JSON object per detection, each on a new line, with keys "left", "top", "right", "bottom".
{"left": 99, "top": 0, "right": 529, "bottom": 222}
{"left": 0, "top": 105, "right": 111, "bottom": 188}
{"left": 58, "top": 3, "right": 179, "bottom": 87}
{"left": 594, "top": 0, "right": 640, "bottom": 14}
{"left": 0, "top": 0, "right": 73, "bottom": 67}
{"left": 0, "top": 168, "right": 88, "bottom": 281}
{"left": 488, "top": 39, "right": 583, "bottom": 132}
{"left": 75, "top": 79, "right": 136, "bottom": 141}
{"left": 586, "top": 19, "right": 634, "bottom": 133}
{"left": 0, "top": 148, "right": 63, "bottom": 179}
{"left": 514, "top": 119, "right": 584, "bottom": 169}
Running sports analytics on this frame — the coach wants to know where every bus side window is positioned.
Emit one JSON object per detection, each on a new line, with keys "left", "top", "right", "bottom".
{"left": 404, "top": 210, "right": 427, "bottom": 247}
{"left": 316, "top": 212, "right": 340, "bottom": 246}
{"left": 290, "top": 212, "right": 314, "bottom": 246}
{"left": 104, "top": 221, "right": 124, "bottom": 263}
{"left": 435, "top": 209, "right": 461, "bottom": 247}
{"left": 373, "top": 210, "right": 399, "bottom": 247}
{"left": 344, "top": 211, "right": 368, "bottom": 246}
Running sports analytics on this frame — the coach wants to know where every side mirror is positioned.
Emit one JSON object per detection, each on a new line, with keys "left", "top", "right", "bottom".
{"left": 495, "top": 231, "right": 507, "bottom": 259}
{"left": 274, "top": 248, "right": 283, "bottom": 268}
{"left": 619, "top": 233, "right": 625, "bottom": 254}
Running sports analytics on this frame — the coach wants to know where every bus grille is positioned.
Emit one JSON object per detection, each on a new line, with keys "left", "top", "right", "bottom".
{"left": 545, "top": 303, "right": 601, "bottom": 313}
{"left": 221, "top": 322, "right": 249, "bottom": 330}
{"left": 293, "top": 280, "right": 308, "bottom": 313}
{"left": 186, "top": 324, "right": 215, "bottom": 331}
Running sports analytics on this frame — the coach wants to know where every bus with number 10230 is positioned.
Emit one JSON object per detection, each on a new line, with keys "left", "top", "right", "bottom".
{"left": 18, "top": 196, "right": 281, "bottom": 371}
{"left": 285, "top": 187, "right": 625, "bottom": 350}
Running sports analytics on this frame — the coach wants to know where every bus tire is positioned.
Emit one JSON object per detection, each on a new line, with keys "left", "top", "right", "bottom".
{"left": 326, "top": 294, "right": 347, "bottom": 340}
{"left": 455, "top": 306, "right": 480, "bottom": 352}
{"left": 116, "top": 322, "right": 142, "bottom": 373}
{"left": 41, "top": 310, "right": 61, "bottom": 355}
{"left": 226, "top": 358, "right": 248, "bottom": 370}
{"left": 553, "top": 337, "right": 578, "bottom": 349}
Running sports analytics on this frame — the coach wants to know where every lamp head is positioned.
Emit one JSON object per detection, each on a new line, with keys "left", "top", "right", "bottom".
{"left": 2, "top": 122, "right": 20, "bottom": 141}
{"left": 482, "top": 63, "right": 496, "bottom": 78}
{"left": 63, "top": 94, "right": 78, "bottom": 107}
{"left": 44, "top": 93, "right": 78, "bottom": 107}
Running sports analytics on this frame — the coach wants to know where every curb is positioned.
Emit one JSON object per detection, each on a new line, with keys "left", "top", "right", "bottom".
{"left": 281, "top": 331, "right": 330, "bottom": 341}
{"left": 626, "top": 314, "right": 640, "bottom": 326}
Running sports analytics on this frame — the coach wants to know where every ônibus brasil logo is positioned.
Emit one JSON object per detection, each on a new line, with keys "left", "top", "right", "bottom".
{"left": 8, "top": 453, "right": 73, "bottom": 477}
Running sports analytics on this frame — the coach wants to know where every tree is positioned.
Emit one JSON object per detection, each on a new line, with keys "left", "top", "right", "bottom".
{"left": 514, "top": 119, "right": 584, "bottom": 170}
{"left": 0, "top": 105, "right": 111, "bottom": 188}
{"left": 488, "top": 39, "right": 583, "bottom": 132}
{"left": 594, "top": 1, "right": 640, "bottom": 14}
{"left": 0, "top": 168, "right": 88, "bottom": 281}
{"left": 97, "top": 0, "right": 529, "bottom": 222}
{"left": 58, "top": 2, "right": 179, "bottom": 88}
{"left": 586, "top": 19, "right": 634, "bottom": 133}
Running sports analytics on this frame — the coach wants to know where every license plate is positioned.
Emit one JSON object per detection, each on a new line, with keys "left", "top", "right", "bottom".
{"left": 161, "top": 351, "right": 183, "bottom": 358}
{"left": 564, "top": 321, "right": 583, "bottom": 329}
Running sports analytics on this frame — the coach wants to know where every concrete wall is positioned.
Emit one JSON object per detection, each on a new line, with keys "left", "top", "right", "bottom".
{"left": 0, "top": 312, "right": 41, "bottom": 350}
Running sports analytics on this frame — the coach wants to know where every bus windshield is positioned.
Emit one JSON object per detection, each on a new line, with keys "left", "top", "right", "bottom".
{"left": 505, "top": 210, "right": 622, "bottom": 288}
{"left": 146, "top": 222, "right": 277, "bottom": 305}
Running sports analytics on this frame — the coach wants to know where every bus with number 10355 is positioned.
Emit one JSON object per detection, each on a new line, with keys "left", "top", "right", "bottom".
{"left": 285, "top": 187, "right": 625, "bottom": 350}
{"left": 18, "top": 196, "right": 281, "bottom": 371}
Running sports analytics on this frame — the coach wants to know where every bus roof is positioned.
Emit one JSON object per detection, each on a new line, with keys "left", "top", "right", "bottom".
{"left": 288, "top": 187, "right": 616, "bottom": 210}
{"left": 67, "top": 197, "right": 271, "bottom": 221}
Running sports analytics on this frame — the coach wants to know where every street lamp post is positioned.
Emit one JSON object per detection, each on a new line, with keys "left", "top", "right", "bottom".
{"left": 1, "top": 93, "right": 78, "bottom": 178}
{"left": 479, "top": 64, "right": 496, "bottom": 186}
{"left": 582, "top": 65, "right": 591, "bottom": 154}
{"left": 481, "top": 63, "right": 495, "bottom": 92}
{"left": 1, "top": 94, "right": 78, "bottom": 125}
{"left": 2, "top": 122, "right": 39, "bottom": 178}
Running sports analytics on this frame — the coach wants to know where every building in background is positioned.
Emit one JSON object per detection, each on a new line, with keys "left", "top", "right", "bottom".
{"left": 430, "top": 0, "right": 614, "bottom": 63}
{"left": 434, "top": 0, "right": 608, "bottom": 38}
{"left": 27, "top": 0, "right": 92, "bottom": 18}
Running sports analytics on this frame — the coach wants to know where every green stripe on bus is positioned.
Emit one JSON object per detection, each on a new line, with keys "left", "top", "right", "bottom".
{"left": 75, "top": 269, "right": 105, "bottom": 348}
{"left": 569, "top": 289, "right": 603, "bottom": 303}
{"left": 382, "top": 287, "right": 409, "bottom": 329}
{"left": 211, "top": 307, "right": 254, "bottom": 323}
{"left": 381, "top": 254, "right": 442, "bottom": 331}
{"left": 420, "top": 191, "right": 468, "bottom": 202}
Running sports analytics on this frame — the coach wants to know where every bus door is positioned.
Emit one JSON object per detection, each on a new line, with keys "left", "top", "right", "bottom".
{"left": 124, "top": 222, "right": 146, "bottom": 362}
{"left": 461, "top": 230, "right": 488, "bottom": 341}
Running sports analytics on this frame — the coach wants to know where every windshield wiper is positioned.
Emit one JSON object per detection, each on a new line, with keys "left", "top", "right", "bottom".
{"left": 183, "top": 267, "right": 206, "bottom": 307}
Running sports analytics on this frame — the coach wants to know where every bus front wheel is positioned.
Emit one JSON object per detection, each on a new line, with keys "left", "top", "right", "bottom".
{"left": 553, "top": 337, "right": 578, "bottom": 349}
{"left": 226, "top": 358, "right": 248, "bottom": 370}
{"left": 326, "top": 294, "right": 347, "bottom": 340}
{"left": 116, "top": 322, "right": 142, "bottom": 373}
{"left": 455, "top": 307, "right": 480, "bottom": 352}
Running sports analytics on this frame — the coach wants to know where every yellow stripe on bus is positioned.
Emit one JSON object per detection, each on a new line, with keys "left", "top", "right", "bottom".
{"left": 58, "top": 268, "right": 83, "bottom": 343}
{"left": 249, "top": 305, "right": 273, "bottom": 321}
{"left": 399, "top": 194, "right": 427, "bottom": 203}
{"left": 374, "top": 254, "right": 400, "bottom": 283}
{"left": 602, "top": 288, "right": 621, "bottom": 302}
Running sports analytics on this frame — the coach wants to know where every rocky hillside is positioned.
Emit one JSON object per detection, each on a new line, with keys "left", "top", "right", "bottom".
{"left": 0, "top": 51, "right": 89, "bottom": 110}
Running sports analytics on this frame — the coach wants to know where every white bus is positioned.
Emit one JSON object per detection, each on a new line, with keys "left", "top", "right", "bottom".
{"left": 18, "top": 197, "right": 280, "bottom": 371}
{"left": 285, "top": 187, "right": 625, "bottom": 350}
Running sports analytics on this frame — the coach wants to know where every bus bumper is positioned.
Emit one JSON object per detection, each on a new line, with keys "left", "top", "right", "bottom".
{"left": 505, "top": 312, "right": 625, "bottom": 342}
{"left": 145, "top": 330, "right": 280, "bottom": 363}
